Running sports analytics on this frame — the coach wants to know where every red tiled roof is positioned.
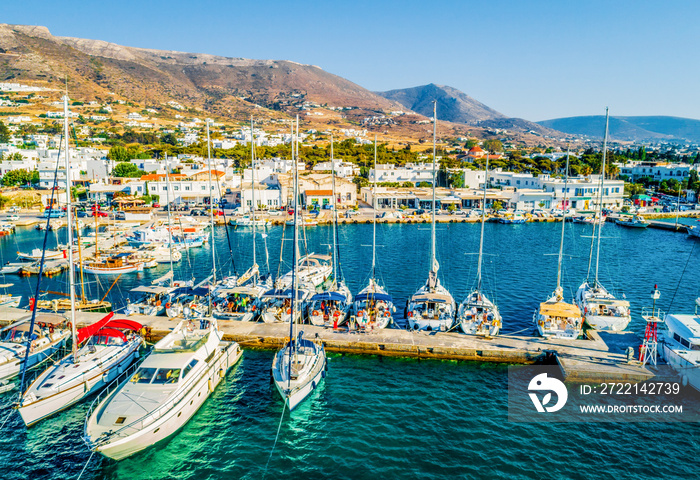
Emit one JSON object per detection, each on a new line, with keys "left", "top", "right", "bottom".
{"left": 469, "top": 146, "right": 484, "bottom": 152}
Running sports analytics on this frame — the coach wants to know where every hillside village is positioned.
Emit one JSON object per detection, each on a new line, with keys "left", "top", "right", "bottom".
{"left": 2, "top": 81, "right": 700, "bottom": 213}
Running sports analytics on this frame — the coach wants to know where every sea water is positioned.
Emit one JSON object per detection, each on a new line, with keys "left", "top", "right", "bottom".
{"left": 0, "top": 220, "right": 698, "bottom": 479}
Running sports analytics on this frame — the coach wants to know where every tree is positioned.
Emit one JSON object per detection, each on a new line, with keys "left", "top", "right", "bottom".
{"left": 112, "top": 162, "right": 143, "bottom": 178}
{"left": 492, "top": 200, "right": 503, "bottom": 211}
{"left": 0, "top": 195, "right": 8, "bottom": 209}
{"left": 483, "top": 139, "right": 503, "bottom": 152}
{"left": 8, "top": 152, "right": 24, "bottom": 162}
{"left": 107, "top": 145, "right": 130, "bottom": 162}
{"left": 352, "top": 176, "right": 369, "bottom": 191}
{"left": 401, "top": 181, "right": 414, "bottom": 188}
{"left": 464, "top": 139, "right": 478, "bottom": 149}
{"left": 0, "top": 121, "right": 9, "bottom": 144}
{"left": 1, "top": 169, "right": 34, "bottom": 186}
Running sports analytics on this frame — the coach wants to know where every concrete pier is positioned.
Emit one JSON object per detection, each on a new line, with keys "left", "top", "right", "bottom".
{"left": 0, "top": 307, "right": 654, "bottom": 383}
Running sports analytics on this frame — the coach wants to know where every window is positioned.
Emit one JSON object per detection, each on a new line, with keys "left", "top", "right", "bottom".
{"left": 185, "top": 186, "right": 190, "bottom": 191}
{"left": 152, "top": 368, "right": 181, "bottom": 384}
{"left": 182, "top": 359, "right": 199, "bottom": 379}
{"left": 162, "top": 186, "right": 167, "bottom": 191}
{"left": 151, "top": 186, "right": 156, "bottom": 192}
{"left": 201, "top": 186, "right": 206, "bottom": 190}
{"left": 174, "top": 186, "right": 179, "bottom": 191}
{"left": 131, "top": 367, "right": 157, "bottom": 384}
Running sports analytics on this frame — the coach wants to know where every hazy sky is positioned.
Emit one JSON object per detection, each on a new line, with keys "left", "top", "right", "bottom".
{"left": 4, "top": 0, "right": 699, "bottom": 121}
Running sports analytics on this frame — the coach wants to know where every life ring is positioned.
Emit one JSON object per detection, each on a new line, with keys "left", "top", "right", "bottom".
{"left": 407, "top": 312, "right": 413, "bottom": 318}
{"left": 333, "top": 311, "right": 340, "bottom": 317}
{"left": 165, "top": 302, "right": 171, "bottom": 309}
{"left": 357, "top": 311, "right": 364, "bottom": 318}
{"left": 313, "top": 310, "right": 320, "bottom": 316}
{"left": 66, "top": 321, "right": 72, "bottom": 330}
{"left": 286, "top": 308, "right": 291, "bottom": 314}
{"left": 384, "top": 311, "right": 390, "bottom": 317}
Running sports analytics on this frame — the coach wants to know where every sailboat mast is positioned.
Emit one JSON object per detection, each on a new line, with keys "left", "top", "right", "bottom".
{"left": 62, "top": 96, "right": 78, "bottom": 360}
{"left": 206, "top": 120, "right": 215, "bottom": 313}
{"left": 288, "top": 116, "right": 300, "bottom": 390}
{"left": 251, "top": 116, "right": 257, "bottom": 271}
{"left": 165, "top": 154, "right": 174, "bottom": 287}
{"left": 557, "top": 151, "right": 571, "bottom": 294}
{"left": 431, "top": 101, "right": 437, "bottom": 274}
{"left": 372, "top": 135, "right": 377, "bottom": 281}
{"left": 75, "top": 212, "right": 86, "bottom": 303}
{"left": 594, "top": 108, "right": 609, "bottom": 286}
{"left": 476, "top": 156, "right": 488, "bottom": 292}
{"left": 331, "top": 133, "right": 338, "bottom": 288}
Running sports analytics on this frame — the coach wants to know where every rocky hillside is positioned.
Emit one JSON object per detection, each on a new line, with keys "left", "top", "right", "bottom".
{"left": 0, "top": 24, "right": 404, "bottom": 120}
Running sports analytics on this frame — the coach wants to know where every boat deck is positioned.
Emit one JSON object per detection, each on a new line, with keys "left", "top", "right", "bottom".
{"left": 0, "top": 307, "right": 653, "bottom": 382}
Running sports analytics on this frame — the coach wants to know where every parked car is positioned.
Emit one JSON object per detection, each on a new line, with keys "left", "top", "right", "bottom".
{"left": 91, "top": 211, "right": 109, "bottom": 218}
{"left": 8, "top": 206, "right": 19, "bottom": 213}
{"left": 77, "top": 210, "right": 87, "bottom": 218}
{"left": 267, "top": 210, "right": 282, "bottom": 216}
{"left": 41, "top": 210, "right": 65, "bottom": 219}
{"left": 152, "top": 203, "right": 161, "bottom": 208}
{"left": 114, "top": 211, "right": 126, "bottom": 220}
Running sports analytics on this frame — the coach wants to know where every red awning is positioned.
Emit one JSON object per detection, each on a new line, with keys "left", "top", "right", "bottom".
{"left": 94, "top": 327, "right": 126, "bottom": 341}
{"left": 77, "top": 312, "right": 114, "bottom": 344}
{"left": 105, "top": 319, "right": 143, "bottom": 331}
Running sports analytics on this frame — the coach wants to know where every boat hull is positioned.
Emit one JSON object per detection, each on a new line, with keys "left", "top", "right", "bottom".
{"left": 272, "top": 342, "right": 326, "bottom": 411}
{"left": 89, "top": 341, "right": 242, "bottom": 461}
{"left": 0, "top": 332, "right": 70, "bottom": 383}
{"left": 18, "top": 341, "right": 141, "bottom": 427}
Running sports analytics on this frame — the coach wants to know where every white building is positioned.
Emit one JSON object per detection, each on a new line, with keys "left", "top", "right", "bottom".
{"left": 312, "top": 160, "right": 359, "bottom": 178}
{"left": 618, "top": 161, "right": 699, "bottom": 182}
{"left": 370, "top": 163, "right": 434, "bottom": 185}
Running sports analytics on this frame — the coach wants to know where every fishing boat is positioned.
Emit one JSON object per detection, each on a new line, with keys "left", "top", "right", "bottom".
{"left": 285, "top": 217, "right": 318, "bottom": 227}
{"left": 534, "top": 154, "right": 583, "bottom": 339}
{"left": 406, "top": 103, "right": 456, "bottom": 332}
{"left": 687, "top": 225, "right": 700, "bottom": 239}
{"left": 33, "top": 297, "right": 111, "bottom": 313}
{"left": 232, "top": 215, "right": 269, "bottom": 227}
{"left": 576, "top": 110, "right": 632, "bottom": 331}
{"left": 82, "top": 253, "right": 145, "bottom": 275}
{"left": 307, "top": 138, "right": 352, "bottom": 327}
{"left": 0, "top": 293, "right": 20, "bottom": 308}
{"left": 350, "top": 137, "right": 395, "bottom": 331}
{"left": 83, "top": 317, "right": 242, "bottom": 460}
{"left": 660, "top": 297, "right": 700, "bottom": 392}
{"left": 272, "top": 116, "right": 327, "bottom": 411}
{"left": 0, "top": 315, "right": 71, "bottom": 386}
{"left": 17, "top": 248, "right": 69, "bottom": 261}
{"left": 457, "top": 157, "right": 502, "bottom": 336}
{"left": 17, "top": 315, "right": 143, "bottom": 427}
{"left": 498, "top": 214, "right": 526, "bottom": 224}
{"left": 1, "top": 262, "right": 25, "bottom": 274}
{"left": 615, "top": 214, "right": 649, "bottom": 228}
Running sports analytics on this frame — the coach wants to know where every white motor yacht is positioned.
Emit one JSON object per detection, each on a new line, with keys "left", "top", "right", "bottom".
{"left": 660, "top": 301, "right": 700, "bottom": 392}
{"left": 84, "top": 318, "right": 242, "bottom": 460}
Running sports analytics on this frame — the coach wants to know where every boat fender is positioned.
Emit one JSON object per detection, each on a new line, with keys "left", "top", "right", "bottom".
{"left": 208, "top": 378, "right": 213, "bottom": 393}
{"left": 682, "top": 375, "right": 689, "bottom": 387}
{"left": 219, "top": 368, "right": 224, "bottom": 378}
{"left": 311, "top": 381, "right": 316, "bottom": 390}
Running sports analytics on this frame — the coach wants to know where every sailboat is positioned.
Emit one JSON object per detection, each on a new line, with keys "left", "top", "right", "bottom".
{"left": 272, "top": 116, "right": 327, "bottom": 411}
{"left": 16, "top": 96, "right": 144, "bottom": 426}
{"left": 307, "top": 134, "right": 352, "bottom": 327}
{"left": 406, "top": 102, "right": 456, "bottom": 332}
{"left": 33, "top": 215, "right": 112, "bottom": 313}
{"left": 351, "top": 136, "right": 395, "bottom": 330}
{"left": 213, "top": 117, "right": 271, "bottom": 321}
{"left": 534, "top": 153, "right": 583, "bottom": 339}
{"left": 0, "top": 315, "right": 70, "bottom": 387}
{"left": 84, "top": 317, "right": 242, "bottom": 460}
{"left": 126, "top": 157, "right": 192, "bottom": 317}
{"left": 457, "top": 157, "right": 502, "bottom": 336}
{"left": 575, "top": 109, "right": 631, "bottom": 331}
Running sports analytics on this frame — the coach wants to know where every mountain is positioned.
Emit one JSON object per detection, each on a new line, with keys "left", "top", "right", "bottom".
{"left": 537, "top": 116, "right": 700, "bottom": 143}
{"left": 376, "top": 83, "right": 505, "bottom": 123}
{"left": 376, "top": 84, "right": 558, "bottom": 136}
{"left": 0, "top": 24, "right": 403, "bottom": 119}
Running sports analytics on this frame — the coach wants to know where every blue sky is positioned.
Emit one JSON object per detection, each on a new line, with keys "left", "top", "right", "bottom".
{"left": 4, "top": 0, "right": 699, "bottom": 121}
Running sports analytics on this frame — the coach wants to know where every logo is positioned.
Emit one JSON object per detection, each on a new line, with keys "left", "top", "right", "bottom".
{"left": 528, "top": 373, "right": 568, "bottom": 413}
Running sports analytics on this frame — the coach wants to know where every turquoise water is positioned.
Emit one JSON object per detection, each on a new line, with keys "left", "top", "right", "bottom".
{"left": 1, "top": 220, "right": 699, "bottom": 479}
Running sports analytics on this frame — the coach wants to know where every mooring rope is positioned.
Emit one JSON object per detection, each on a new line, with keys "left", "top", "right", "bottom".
{"left": 262, "top": 399, "right": 287, "bottom": 480}
{"left": 76, "top": 449, "right": 96, "bottom": 480}
{"left": 667, "top": 240, "right": 695, "bottom": 313}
